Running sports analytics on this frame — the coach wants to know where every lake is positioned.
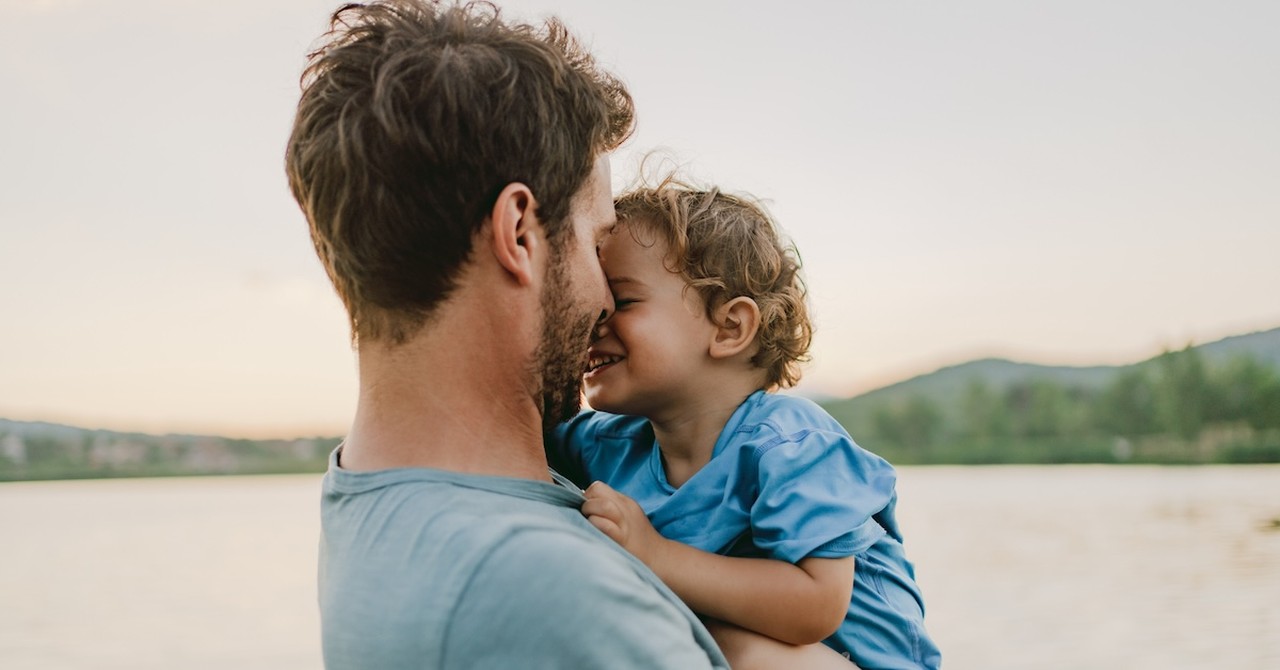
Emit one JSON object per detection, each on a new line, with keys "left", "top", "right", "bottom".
{"left": 2, "top": 466, "right": 1277, "bottom": 669}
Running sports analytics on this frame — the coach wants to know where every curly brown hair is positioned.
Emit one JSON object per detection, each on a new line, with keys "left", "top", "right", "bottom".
{"left": 614, "top": 174, "right": 813, "bottom": 389}
{"left": 285, "top": 0, "right": 634, "bottom": 345}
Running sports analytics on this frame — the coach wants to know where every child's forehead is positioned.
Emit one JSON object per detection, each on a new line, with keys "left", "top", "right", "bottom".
{"left": 607, "top": 220, "right": 671, "bottom": 256}
{"left": 603, "top": 223, "right": 686, "bottom": 281}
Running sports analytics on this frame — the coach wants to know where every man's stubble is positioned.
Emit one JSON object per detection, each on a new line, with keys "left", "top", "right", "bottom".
{"left": 534, "top": 238, "right": 596, "bottom": 434}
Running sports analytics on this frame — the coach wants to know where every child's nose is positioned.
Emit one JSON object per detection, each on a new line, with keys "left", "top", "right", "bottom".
{"left": 592, "top": 317, "right": 611, "bottom": 340}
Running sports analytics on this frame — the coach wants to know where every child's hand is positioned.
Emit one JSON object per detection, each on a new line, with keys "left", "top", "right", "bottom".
{"left": 581, "top": 481, "right": 667, "bottom": 566}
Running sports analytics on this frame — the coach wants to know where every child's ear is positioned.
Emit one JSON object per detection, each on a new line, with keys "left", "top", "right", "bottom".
{"left": 488, "top": 182, "right": 540, "bottom": 286}
{"left": 709, "top": 296, "right": 761, "bottom": 359}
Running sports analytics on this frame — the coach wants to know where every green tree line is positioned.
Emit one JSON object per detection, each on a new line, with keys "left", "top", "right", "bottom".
{"left": 856, "top": 348, "right": 1280, "bottom": 465}
{"left": 0, "top": 432, "right": 338, "bottom": 482}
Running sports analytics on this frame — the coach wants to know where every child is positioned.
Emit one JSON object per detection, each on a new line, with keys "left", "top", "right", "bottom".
{"left": 549, "top": 174, "right": 941, "bottom": 670}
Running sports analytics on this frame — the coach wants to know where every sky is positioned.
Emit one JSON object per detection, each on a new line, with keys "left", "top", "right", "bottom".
{"left": 1, "top": 0, "right": 1277, "bottom": 438}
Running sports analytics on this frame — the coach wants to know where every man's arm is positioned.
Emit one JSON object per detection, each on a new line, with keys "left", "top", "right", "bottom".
{"left": 444, "top": 525, "right": 726, "bottom": 669}
{"left": 583, "top": 482, "right": 854, "bottom": 645}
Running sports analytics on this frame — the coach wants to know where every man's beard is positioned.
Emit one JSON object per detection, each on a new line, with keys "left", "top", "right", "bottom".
{"left": 534, "top": 246, "right": 595, "bottom": 435}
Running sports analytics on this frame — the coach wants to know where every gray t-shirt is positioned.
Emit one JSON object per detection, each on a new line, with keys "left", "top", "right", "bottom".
{"left": 319, "top": 448, "right": 727, "bottom": 669}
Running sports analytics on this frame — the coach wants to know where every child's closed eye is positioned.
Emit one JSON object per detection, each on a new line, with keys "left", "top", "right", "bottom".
{"left": 613, "top": 297, "right": 638, "bottom": 309}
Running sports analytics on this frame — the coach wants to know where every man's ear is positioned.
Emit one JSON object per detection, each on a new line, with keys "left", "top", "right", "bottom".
{"left": 488, "top": 182, "right": 540, "bottom": 286}
{"left": 709, "top": 296, "right": 761, "bottom": 359}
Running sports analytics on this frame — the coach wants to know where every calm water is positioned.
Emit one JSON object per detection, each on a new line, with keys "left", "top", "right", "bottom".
{"left": 2, "top": 466, "right": 1277, "bottom": 669}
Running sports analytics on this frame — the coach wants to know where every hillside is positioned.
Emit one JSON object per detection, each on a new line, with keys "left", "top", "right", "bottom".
{"left": 1197, "top": 327, "right": 1280, "bottom": 369}
{"left": 820, "top": 326, "right": 1280, "bottom": 464}
{"left": 0, "top": 419, "right": 336, "bottom": 482}
{"left": 820, "top": 359, "right": 1121, "bottom": 440}
{"left": 829, "top": 325, "right": 1280, "bottom": 409}
{"left": 824, "top": 326, "right": 1280, "bottom": 425}
{"left": 3, "top": 325, "right": 1278, "bottom": 477}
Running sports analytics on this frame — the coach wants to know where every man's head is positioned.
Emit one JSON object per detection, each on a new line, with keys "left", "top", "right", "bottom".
{"left": 285, "top": 0, "right": 633, "bottom": 346}
{"left": 611, "top": 175, "right": 812, "bottom": 390}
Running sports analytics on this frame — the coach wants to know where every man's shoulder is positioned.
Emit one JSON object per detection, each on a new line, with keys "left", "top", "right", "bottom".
{"left": 446, "top": 522, "right": 726, "bottom": 669}
{"left": 456, "top": 505, "right": 613, "bottom": 560}
{"left": 464, "top": 517, "right": 650, "bottom": 589}
{"left": 322, "top": 475, "right": 720, "bottom": 667}
{"left": 321, "top": 470, "right": 600, "bottom": 574}
{"left": 323, "top": 469, "right": 662, "bottom": 578}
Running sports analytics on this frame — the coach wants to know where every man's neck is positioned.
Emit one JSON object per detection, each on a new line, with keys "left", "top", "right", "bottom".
{"left": 338, "top": 296, "right": 551, "bottom": 481}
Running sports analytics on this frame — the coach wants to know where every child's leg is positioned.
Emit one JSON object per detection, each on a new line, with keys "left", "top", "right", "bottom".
{"left": 702, "top": 619, "right": 859, "bottom": 670}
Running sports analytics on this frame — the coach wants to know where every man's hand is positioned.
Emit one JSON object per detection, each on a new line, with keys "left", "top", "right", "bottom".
{"left": 581, "top": 481, "right": 668, "bottom": 567}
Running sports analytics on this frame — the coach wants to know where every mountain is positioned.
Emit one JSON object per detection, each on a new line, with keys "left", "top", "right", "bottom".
{"left": 1196, "top": 327, "right": 1280, "bottom": 369}
{"left": 835, "top": 358, "right": 1119, "bottom": 407}
{"left": 4, "top": 326, "right": 1278, "bottom": 477}
{"left": 0, "top": 418, "right": 90, "bottom": 441}
{"left": 821, "top": 326, "right": 1280, "bottom": 436}
{"left": 0, "top": 419, "right": 337, "bottom": 482}
{"left": 839, "top": 326, "right": 1279, "bottom": 404}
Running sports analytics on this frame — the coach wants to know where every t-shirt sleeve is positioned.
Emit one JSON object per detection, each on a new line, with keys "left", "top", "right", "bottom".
{"left": 750, "top": 429, "right": 897, "bottom": 563}
{"left": 443, "top": 528, "right": 726, "bottom": 669}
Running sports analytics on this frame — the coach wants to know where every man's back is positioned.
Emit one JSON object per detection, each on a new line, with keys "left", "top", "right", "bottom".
{"left": 319, "top": 449, "right": 726, "bottom": 669}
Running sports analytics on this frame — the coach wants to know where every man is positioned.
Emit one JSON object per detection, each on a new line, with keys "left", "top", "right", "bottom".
{"left": 284, "top": 1, "right": 727, "bottom": 668}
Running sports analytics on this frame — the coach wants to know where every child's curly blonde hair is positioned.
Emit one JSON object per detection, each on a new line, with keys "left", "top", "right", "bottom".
{"left": 614, "top": 173, "right": 813, "bottom": 389}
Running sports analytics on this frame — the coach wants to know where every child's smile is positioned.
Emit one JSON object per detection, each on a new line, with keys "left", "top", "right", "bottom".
{"left": 584, "top": 352, "right": 624, "bottom": 377}
{"left": 582, "top": 223, "right": 718, "bottom": 417}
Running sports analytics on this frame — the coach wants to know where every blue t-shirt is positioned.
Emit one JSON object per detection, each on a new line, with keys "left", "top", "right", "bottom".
{"left": 550, "top": 391, "right": 941, "bottom": 670}
{"left": 320, "top": 449, "right": 728, "bottom": 669}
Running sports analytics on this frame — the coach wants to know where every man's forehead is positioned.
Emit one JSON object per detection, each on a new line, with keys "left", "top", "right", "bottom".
{"left": 570, "top": 155, "right": 612, "bottom": 207}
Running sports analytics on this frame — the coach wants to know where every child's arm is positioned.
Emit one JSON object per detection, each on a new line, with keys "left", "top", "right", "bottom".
{"left": 582, "top": 481, "right": 854, "bottom": 645}
{"left": 703, "top": 620, "right": 859, "bottom": 670}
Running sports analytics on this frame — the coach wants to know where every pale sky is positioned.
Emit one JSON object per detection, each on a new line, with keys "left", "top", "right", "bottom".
{"left": 2, "top": 0, "right": 1277, "bottom": 438}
